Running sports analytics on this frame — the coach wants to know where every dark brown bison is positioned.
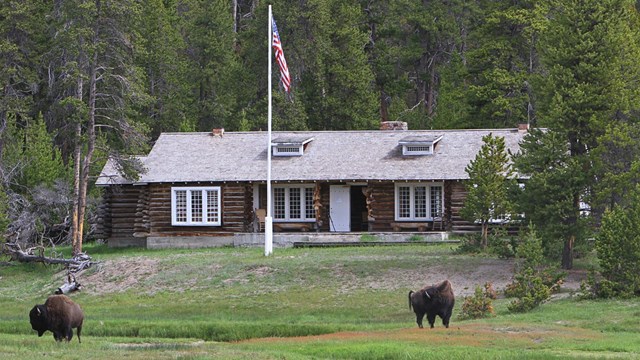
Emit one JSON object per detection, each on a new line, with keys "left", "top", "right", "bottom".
{"left": 408, "top": 280, "right": 455, "bottom": 329}
{"left": 29, "top": 294, "right": 84, "bottom": 342}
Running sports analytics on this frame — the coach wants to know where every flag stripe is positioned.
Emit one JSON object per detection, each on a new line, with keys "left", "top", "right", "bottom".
{"left": 272, "top": 18, "right": 291, "bottom": 92}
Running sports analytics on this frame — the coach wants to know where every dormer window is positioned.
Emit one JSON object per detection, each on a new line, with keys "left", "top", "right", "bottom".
{"left": 399, "top": 135, "right": 443, "bottom": 156}
{"left": 272, "top": 136, "right": 314, "bottom": 157}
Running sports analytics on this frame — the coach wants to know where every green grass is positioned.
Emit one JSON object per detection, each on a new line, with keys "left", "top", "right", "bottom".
{"left": 1, "top": 242, "right": 639, "bottom": 359}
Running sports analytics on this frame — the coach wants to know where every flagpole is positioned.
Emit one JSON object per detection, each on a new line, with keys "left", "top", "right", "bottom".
{"left": 265, "top": 5, "right": 274, "bottom": 256}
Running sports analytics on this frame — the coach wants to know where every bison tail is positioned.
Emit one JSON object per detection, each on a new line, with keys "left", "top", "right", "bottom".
{"left": 408, "top": 290, "right": 414, "bottom": 310}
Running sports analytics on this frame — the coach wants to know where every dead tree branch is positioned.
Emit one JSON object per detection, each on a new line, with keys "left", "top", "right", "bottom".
{"left": 1, "top": 243, "right": 96, "bottom": 273}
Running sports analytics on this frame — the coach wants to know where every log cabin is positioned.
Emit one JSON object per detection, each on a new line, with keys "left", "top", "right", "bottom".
{"left": 94, "top": 123, "right": 530, "bottom": 248}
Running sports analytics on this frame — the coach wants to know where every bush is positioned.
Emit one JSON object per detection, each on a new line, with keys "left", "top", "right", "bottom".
{"left": 459, "top": 283, "right": 496, "bottom": 320}
{"left": 580, "top": 270, "right": 635, "bottom": 299}
{"left": 455, "top": 234, "right": 483, "bottom": 254}
{"left": 488, "top": 236, "right": 516, "bottom": 259}
{"left": 483, "top": 282, "right": 498, "bottom": 299}
{"left": 516, "top": 223, "right": 544, "bottom": 268}
{"left": 505, "top": 267, "right": 552, "bottom": 313}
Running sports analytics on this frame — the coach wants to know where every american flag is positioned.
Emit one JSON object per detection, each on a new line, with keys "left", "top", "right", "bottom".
{"left": 272, "top": 18, "right": 291, "bottom": 93}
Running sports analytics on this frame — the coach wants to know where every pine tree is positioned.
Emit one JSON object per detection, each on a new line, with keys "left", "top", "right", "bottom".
{"left": 464, "top": 0, "right": 542, "bottom": 128}
{"left": 595, "top": 185, "right": 640, "bottom": 296}
{"left": 294, "top": 0, "right": 378, "bottom": 130}
{"left": 512, "top": 129, "right": 589, "bottom": 266}
{"left": 534, "top": 0, "right": 640, "bottom": 269}
{"left": 592, "top": 122, "right": 640, "bottom": 212}
{"left": 0, "top": 0, "right": 49, "bottom": 158}
{"left": 136, "top": 0, "right": 193, "bottom": 137}
{"left": 46, "top": 0, "right": 149, "bottom": 255}
{"left": 11, "top": 114, "right": 67, "bottom": 189}
{"left": 461, "top": 133, "right": 515, "bottom": 248}
{"left": 180, "top": 0, "right": 242, "bottom": 132}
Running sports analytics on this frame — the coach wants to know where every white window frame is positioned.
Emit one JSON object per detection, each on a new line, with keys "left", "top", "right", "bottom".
{"left": 394, "top": 183, "right": 443, "bottom": 221}
{"left": 272, "top": 185, "right": 316, "bottom": 222}
{"left": 171, "top": 186, "right": 221, "bottom": 226}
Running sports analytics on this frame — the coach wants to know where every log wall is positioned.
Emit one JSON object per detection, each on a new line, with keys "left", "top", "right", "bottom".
{"left": 93, "top": 188, "right": 112, "bottom": 240}
{"left": 106, "top": 185, "right": 144, "bottom": 241}
{"left": 97, "top": 179, "right": 508, "bottom": 241}
{"left": 146, "top": 183, "right": 249, "bottom": 236}
{"left": 368, "top": 182, "right": 396, "bottom": 231}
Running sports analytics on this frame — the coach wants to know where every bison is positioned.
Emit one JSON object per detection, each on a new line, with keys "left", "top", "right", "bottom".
{"left": 408, "top": 280, "right": 455, "bottom": 329}
{"left": 29, "top": 294, "right": 84, "bottom": 343}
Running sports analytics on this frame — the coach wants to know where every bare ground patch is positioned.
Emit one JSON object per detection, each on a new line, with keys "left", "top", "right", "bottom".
{"left": 80, "top": 257, "right": 162, "bottom": 295}
{"left": 77, "top": 252, "right": 585, "bottom": 297}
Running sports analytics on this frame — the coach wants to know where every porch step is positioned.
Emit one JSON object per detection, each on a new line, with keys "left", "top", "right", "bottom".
{"left": 293, "top": 240, "right": 459, "bottom": 248}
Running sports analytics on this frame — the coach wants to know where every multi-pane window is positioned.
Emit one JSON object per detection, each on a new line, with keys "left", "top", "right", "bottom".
{"left": 171, "top": 187, "right": 221, "bottom": 226}
{"left": 430, "top": 186, "right": 443, "bottom": 217}
{"left": 174, "top": 190, "right": 187, "bottom": 222}
{"left": 395, "top": 183, "right": 443, "bottom": 221}
{"left": 272, "top": 186, "right": 316, "bottom": 221}
{"left": 289, "top": 188, "right": 301, "bottom": 219}
{"left": 414, "top": 186, "right": 427, "bottom": 218}
{"left": 305, "top": 189, "right": 315, "bottom": 219}
{"left": 273, "top": 188, "right": 286, "bottom": 219}
{"left": 398, "top": 186, "right": 411, "bottom": 218}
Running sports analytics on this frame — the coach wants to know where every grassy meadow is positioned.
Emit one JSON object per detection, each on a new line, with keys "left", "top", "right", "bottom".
{"left": 0, "top": 242, "right": 639, "bottom": 359}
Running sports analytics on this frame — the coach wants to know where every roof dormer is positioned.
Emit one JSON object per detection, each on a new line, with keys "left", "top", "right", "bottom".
{"left": 272, "top": 136, "right": 314, "bottom": 157}
{"left": 399, "top": 135, "right": 443, "bottom": 156}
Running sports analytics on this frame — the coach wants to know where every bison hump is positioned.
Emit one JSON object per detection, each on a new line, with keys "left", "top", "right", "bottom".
{"left": 435, "top": 280, "right": 452, "bottom": 293}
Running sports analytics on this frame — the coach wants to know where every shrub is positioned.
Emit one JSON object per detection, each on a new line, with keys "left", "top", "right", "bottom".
{"left": 488, "top": 236, "right": 516, "bottom": 259}
{"left": 580, "top": 269, "right": 634, "bottom": 299}
{"left": 483, "top": 282, "right": 498, "bottom": 299}
{"left": 516, "top": 223, "right": 544, "bottom": 268}
{"left": 459, "top": 284, "right": 495, "bottom": 320}
{"left": 455, "top": 234, "right": 483, "bottom": 254}
{"left": 505, "top": 267, "right": 552, "bottom": 313}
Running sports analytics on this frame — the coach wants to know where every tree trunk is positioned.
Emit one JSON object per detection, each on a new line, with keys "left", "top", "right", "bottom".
{"left": 0, "top": 106, "right": 6, "bottom": 159}
{"left": 379, "top": 89, "right": 389, "bottom": 122}
{"left": 481, "top": 221, "right": 489, "bottom": 249}
{"left": 71, "top": 77, "right": 83, "bottom": 254}
{"left": 72, "top": 1, "right": 101, "bottom": 256}
{"left": 73, "top": 42, "right": 99, "bottom": 256}
{"left": 426, "top": 64, "right": 436, "bottom": 119}
{"left": 562, "top": 235, "right": 574, "bottom": 270}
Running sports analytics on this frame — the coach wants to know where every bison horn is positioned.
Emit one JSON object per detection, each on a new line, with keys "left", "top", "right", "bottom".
{"left": 424, "top": 291, "right": 431, "bottom": 299}
{"left": 36, "top": 307, "right": 41, "bottom": 316}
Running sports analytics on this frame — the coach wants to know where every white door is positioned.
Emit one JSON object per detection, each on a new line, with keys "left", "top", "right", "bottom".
{"left": 330, "top": 185, "right": 350, "bottom": 232}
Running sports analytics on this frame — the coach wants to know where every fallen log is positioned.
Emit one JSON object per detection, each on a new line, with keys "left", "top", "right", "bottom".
{"left": 1, "top": 243, "right": 95, "bottom": 273}
{"left": 2, "top": 243, "right": 94, "bottom": 294}
{"left": 55, "top": 273, "right": 83, "bottom": 294}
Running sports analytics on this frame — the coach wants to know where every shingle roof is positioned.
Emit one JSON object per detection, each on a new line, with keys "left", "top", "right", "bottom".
{"left": 96, "top": 129, "right": 529, "bottom": 185}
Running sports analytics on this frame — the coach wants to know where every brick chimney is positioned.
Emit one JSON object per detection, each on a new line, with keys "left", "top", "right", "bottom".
{"left": 380, "top": 121, "right": 408, "bottom": 130}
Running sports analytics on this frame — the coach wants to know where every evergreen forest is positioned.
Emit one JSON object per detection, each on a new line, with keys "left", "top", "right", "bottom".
{"left": 1, "top": 1, "right": 640, "bottom": 289}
